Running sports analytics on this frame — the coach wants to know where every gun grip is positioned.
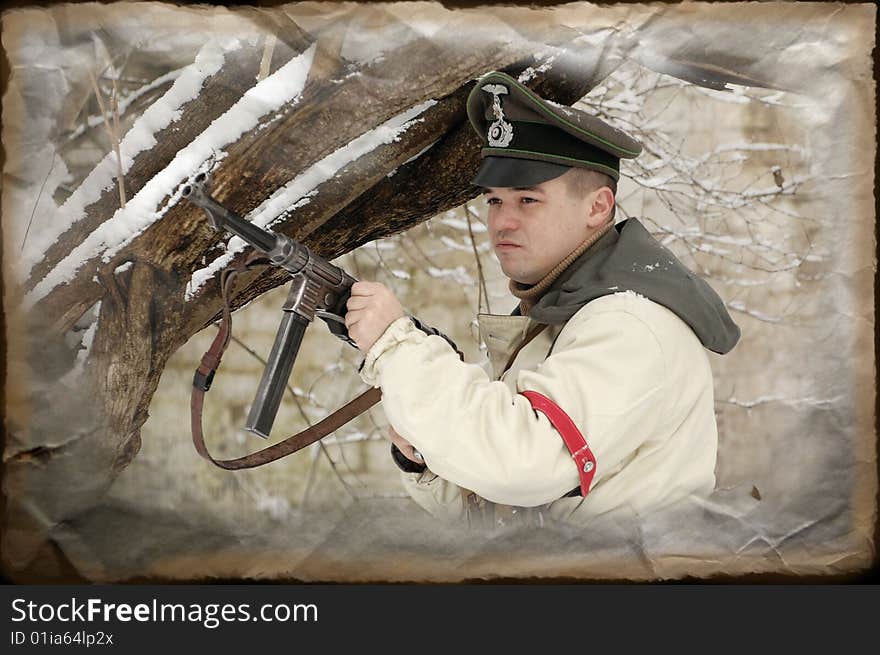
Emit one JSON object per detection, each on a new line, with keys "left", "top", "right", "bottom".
{"left": 319, "top": 286, "right": 357, "bottom": 346}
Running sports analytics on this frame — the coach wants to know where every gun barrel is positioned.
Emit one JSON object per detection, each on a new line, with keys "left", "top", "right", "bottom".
{"left": 182, "top": 174, "right": 277, "bottom": 253}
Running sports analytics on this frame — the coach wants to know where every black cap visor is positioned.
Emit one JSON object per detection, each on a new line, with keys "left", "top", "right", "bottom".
{"left": 471, "top": 156, "right": 571, "bottom": 188}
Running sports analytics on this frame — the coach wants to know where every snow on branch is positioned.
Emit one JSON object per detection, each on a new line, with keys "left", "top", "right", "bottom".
{"left": 25, "top": 42, "right": 317, "bottom": 309}
{"left": 23, "top": 38, "right": 242, "bottom": 278}
{"left": 185, "top": 98, "right": 437, "bottom": 300}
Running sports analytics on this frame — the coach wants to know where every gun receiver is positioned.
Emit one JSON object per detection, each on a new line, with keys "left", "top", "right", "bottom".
{"left": 182, "top": 172, "right": 356, "bottom": 439}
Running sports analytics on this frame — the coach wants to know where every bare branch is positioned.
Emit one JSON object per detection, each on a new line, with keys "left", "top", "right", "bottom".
{"left": 463, "top": 202, "right": 491, "bottom": 314}
{"left": 20, "top": 153, "right": 57, "bottom": 252}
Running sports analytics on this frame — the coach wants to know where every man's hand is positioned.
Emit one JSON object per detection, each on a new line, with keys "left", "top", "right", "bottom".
{"left": 344, "top": 281, "right": 406, "bottom": 353}
{"left": 388, "top": 426, "right": 423, "bottom": 464}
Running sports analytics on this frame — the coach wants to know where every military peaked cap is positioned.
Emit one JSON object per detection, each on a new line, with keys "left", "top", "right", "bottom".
{"left": 467, "top": 71, "right": 642, "bottom": 187}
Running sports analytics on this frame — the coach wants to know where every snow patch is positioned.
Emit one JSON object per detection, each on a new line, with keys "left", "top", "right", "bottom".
{"left": 724, "top": 394, "right": 843, "bottom": 410}
{"left": 439, "top": 236, "right": 491, "bottom": 253}
{"left": 438, "top": 216, "right": 487, "bottom": 232}
{"left": 59, "top": 301, "right": 102, "bottom": 386}
{"left": 694, "top": 85, "right": 751, "bottom": 104}
{"left": 426, "top": 266, "right": 473, "bottom": 285}
{"left": 518, "top": 55, "right": 557, "bottom": 83}
{"left": 712, "top": 141, "right": 808, "bottom": 157}
{"left": 254, "top": 492, "right": 292, "bottom": 520}
{"left": 727, "top": 300, "right": 783, "bottom": 323}
{"left": 543, "top": 98, "right": 575, "bottom": 117}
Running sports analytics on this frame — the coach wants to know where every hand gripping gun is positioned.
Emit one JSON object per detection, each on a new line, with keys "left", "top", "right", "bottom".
{"left": 182, "top": 172, "right": 370, "bottom": 468}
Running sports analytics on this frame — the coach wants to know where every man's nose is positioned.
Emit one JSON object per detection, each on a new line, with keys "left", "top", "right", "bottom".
{"left": 489, "top": 206, "right": 519, "bottom": 233}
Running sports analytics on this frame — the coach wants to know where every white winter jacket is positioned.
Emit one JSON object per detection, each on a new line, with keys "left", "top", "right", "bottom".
{"left": 360, "top": 290, "right": 719, "bottom": 525}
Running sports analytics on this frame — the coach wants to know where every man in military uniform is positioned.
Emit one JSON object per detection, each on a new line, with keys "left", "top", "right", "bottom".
{"left": 344, "top": 71, "right": 740, "bottom": 527}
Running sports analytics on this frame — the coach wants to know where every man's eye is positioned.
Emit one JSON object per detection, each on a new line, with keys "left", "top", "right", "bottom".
{"left": 520, "top": 197, "right": 538, "bottom": 204}
{"left": 486, "top": 197, "right": 501, "bottom": 205}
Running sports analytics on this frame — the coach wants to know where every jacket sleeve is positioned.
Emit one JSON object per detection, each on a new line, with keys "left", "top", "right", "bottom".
{"left": 389, "top": 442, "right": 468, "bottom": 520}
{"left": 361, "top": 306, "right": 667, "bottom": 507}
{"left": 398, "top": 469, "right": 468, "bottom": 521}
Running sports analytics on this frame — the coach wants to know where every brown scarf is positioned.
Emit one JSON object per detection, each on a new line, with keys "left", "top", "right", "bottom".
{"left": 510, "top": 221, "right": 615, "bottom": 316}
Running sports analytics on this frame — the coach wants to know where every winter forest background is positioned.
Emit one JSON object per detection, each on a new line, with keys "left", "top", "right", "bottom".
{"left": 2, "top": 2, "right": 876, "bottom": 582}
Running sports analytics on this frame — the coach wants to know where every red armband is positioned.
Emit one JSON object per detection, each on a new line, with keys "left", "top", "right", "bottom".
{"left": 521, "top": 391, "right": 596, "bottom": 497}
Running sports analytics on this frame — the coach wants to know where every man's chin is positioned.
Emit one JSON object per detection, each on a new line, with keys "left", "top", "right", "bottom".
{"left": 497, "top": 258, "right": 539, "bottom": 285}
{"left": 504, "top": 270, "right": 540, "bottom": 286}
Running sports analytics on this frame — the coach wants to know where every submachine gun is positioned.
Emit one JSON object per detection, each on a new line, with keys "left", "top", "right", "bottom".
{"left": 182, "top": 172, "right": 373, "bottom": 469}
{"left": 182, "top": 172, "right": 445, "bottom": 470}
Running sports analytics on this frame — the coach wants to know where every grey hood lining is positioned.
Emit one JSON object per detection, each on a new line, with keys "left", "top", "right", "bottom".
{"left": 525, "top": 219, "right": 741, "bottom": 355}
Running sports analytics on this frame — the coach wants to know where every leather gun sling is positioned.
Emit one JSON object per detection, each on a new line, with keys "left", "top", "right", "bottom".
{"left": 190, "top": 253, "right": 381, "bottom": 470}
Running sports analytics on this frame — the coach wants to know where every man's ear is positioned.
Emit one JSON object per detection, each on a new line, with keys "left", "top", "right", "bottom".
{"left": 586, "top": 186, "right": 615, "bottom": 228}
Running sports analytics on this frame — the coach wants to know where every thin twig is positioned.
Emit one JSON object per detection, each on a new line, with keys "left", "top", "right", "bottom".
{"left": 463, "top": 202, "right": 491, "bottom": 314}
{"left": 110, "top": 74, "right": 126, "bottom": 207}
{"left": 21, "top": 153, "right": 56, "bottom": 252}
{"left": 258, "top": 34, "right": 276, "bottom": 81}
{"left": 87, "top": 69, "right": 126, "bottom": 208}
{"left": 373, "top": 240, "right": 397, "bottom": 280}
{"left": 301, "top": 444, "right": 323, "bottom": 506}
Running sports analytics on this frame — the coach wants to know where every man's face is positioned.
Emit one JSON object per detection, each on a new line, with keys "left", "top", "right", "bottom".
{"left": 484, "top": 171, "right": 599, "bottom": 285}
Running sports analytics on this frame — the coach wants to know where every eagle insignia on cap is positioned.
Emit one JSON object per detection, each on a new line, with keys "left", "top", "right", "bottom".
{"left": 482, "top": 83, "right": 514, "bottom": 148}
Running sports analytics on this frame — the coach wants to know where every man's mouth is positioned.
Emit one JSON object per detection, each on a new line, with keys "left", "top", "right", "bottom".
{"left": 495, "top": 242, "right": 522, "bottom": 251}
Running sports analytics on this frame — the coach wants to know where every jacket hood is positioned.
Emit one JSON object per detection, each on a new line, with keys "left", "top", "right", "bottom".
{"left": 527, "top": 218, "right": 741, "bottom": 354}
